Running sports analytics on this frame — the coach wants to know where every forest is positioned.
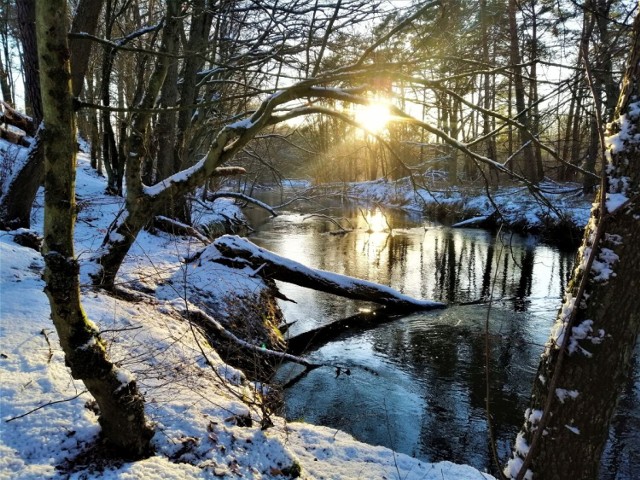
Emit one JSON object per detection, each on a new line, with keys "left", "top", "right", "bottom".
{"left": 1, "top": 0, "right": 639, "bottom": 479}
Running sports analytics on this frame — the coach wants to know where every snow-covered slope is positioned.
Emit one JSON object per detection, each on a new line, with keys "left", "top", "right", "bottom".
{"left": 0, "top": 153, "right": 494, "bottom": 479}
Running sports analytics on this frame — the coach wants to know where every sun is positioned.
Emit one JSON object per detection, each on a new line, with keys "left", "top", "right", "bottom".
{"left": 353, "top": 101, "right": 391, "bottom": 134}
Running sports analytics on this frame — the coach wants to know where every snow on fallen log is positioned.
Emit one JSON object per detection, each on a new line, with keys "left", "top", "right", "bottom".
{"left": 213, "top": 235, "right": 445, "bottom": 312}
{"left": 451, "top": 215, "right": 492, "bottom": 228}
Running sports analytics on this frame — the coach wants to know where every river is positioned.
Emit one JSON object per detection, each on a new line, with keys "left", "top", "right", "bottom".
{"left": 243, "top": 192, "right": 639, "bottom": 478}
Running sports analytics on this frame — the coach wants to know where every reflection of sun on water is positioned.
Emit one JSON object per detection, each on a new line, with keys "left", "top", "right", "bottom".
{"left": 365, "top": 209, "right": 388, "bottom": 233}
{"left": 358, "top": 209, "right": 390, "bottom": 266}
{"left": 354, "top": 101, "right": 391, "bottom": 134}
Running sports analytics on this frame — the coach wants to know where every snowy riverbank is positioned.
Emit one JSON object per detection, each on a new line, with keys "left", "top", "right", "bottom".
{"left": 301, "top": 175, "right": 593, "bottom": 246}
{"left": 0, "top": 154, "right": 494, "bottom": 479}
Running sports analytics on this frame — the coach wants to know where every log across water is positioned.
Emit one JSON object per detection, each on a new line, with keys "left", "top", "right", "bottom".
{"left": 212, "top": 235, "right": 446, "bottom": 313}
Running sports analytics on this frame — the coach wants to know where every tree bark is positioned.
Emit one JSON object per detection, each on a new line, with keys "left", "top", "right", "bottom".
{"left": 155, "top": 12, "right": 187, "bottom": 222}
{"left": 173, "top": 0, "right": 213, "bottom": 168}
{"left": 36, "top": 0, "right": 152, "bottom": 457}
{"left": 0, "top": 135, "right": 43, "bottom": 229}
{"left": 1, "top": 100, "right": 35, "bottom": 135}
{"left": 0, "top": 56, "right": 12, "bottom": 105}
{"left": 506, "top": 13, "right": 640, "bottom": 479}
{"left": 0, "top": 0, "right": 44, "bottom": 230}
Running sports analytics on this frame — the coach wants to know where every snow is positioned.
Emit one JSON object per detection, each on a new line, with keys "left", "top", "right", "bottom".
{"left": 451, "top": 215, "right": 490, "bottom": 228}
{"left": 555, "top": 389, "right": 579, "bottom": 403}
{"left": 0, "top": 140, "right": 30, "bottom": 197}
{"left": 526, "top": 409, "right": 543, "bottom": 426}
{"left": 514, "top": 432, "right": 530, "bottom": 456}
{"left": 605, "top": 192, "right": 629, "bottom": 213}
{"left": 503, "top": 457, "right": 533, "bottom": 480}
{"left": 564, "top": 425, "right": 580, "bottom": 435}
{"left": 115, "top": 368, "right": 136, "bottom": 389}
{"left": 1, "top": 152, "right": 494, "bottom": 479}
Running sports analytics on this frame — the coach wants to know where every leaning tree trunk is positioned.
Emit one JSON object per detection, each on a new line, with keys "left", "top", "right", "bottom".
{"left": 36, "top": 0, "right": 152, "bottom": 457}
{"left": 505, "top": 14, "right": 640, "bottom": 480}
{"left": 92, "top": 0, "right": 181, "bottom": 289}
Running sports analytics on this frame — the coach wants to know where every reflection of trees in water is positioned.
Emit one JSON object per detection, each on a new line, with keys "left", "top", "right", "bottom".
{"left": 259, "top": 211, "right": 584, "bottom": 470}
{"left": 434, "top": 231, "right": 462, "bottom": 302}
{"left": 481, "top": 242, "right": 495, "bottom": 299}
{"left": 513, "top": 247, "right": 535, "bottom": 311}
{"left": 368, "top": 228, "right": 563, "bottom": 471}
{"left": 369, "top": 316, "right": 532, "bottom": 471}
{"left": 387, "top": 234, "right": 409, "bottom": 286}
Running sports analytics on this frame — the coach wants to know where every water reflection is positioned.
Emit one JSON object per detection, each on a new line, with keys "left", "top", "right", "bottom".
{"left": 247, "top": 198, "right": 636, "bottom": 478}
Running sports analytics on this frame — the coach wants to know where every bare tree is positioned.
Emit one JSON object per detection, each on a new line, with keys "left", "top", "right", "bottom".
{"left": 36, "top": 0, "right": 153, "bottom": 457}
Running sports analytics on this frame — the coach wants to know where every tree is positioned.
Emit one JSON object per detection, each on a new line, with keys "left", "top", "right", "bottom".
{"left": 36, "top": 0, "right": 153, "bottom": 457}
{"left": 507, "top": 0, "right": 541, "bottom": 183}
{"left": 505, "top": 12, "right": 640, "bottom": 479}
{"left": 0, "top": 0, "right": 102, "bottom": 229}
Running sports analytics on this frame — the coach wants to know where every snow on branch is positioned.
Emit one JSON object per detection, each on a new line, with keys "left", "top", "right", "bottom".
{"left": 205, "top": 192, "right": 278, "bottom": 217}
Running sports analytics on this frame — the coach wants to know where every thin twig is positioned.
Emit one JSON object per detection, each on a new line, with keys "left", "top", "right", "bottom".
{"left": 5, "top": 391, "right": 87, "bottom": 423}
{"left": 40, "top": 329, "right": 53, "bottom": 364}
{"left": 484, "top": 227, "right": 508, "bottom": 479}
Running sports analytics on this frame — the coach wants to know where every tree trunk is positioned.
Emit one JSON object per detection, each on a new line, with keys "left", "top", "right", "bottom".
{"left": 93, "top": 0, "right": 182, "bottom": 288}
{"left": 560, "top": 77, "right": 581, "bottom": 180}
{"left": 174, "top": 0, "right": 213, "bottom": 168}
{"left": 448, "top": 96, "right": 459, "bottom": 185}
{"left": 155, "top": 12, "right": 188, "bottom": 223}
{"left": 100, "top": 2, "right": 121, "bottom": 194}
{"left": 36, "top": 0, "right": 152, "bottom": 457}
{"left": 69, "top": 0, "right": 104, "bottom": 98}
{"left": 0, "top": 136, "right": 43, "bottom": 229}
{"left": 0, "top": 0, "right": 102, "bottom": 228}
{"left": 0, "top": 56, "right": 12, "bottom": 104}
{"left": 16, "top": 0, "right": 41, "bottom": 125}
{"left": 505, "top": 13, "right": 640, "bottom": 479}
{"left": 507, "top": 0, "right": 540, "bottom": 183}
{"left": 527, "top": 2, "right": 544, "bottom": 180}
{"left": 0, "top": 0, "right": 44, "bottom": 230}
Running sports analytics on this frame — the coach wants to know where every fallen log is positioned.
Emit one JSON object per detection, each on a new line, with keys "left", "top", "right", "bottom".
{"left": 286, "top": 308, "right": 399, "bottom": 355}
{"left": 1, "top": 100, "right": 36, "bottom": 136}
{"left": 212, "top": 234, "right": 446, "bottom": 312}
{"left": 0, "top": 126, "right": 30, "bottom": 147}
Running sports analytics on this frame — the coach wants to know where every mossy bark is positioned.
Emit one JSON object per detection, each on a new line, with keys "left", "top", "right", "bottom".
{"left": 36, "top": 0, "right": 152, "bottom": 457}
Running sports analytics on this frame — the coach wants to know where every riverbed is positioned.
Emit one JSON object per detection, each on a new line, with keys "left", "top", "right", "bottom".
{"left": 243, "top": 194, "right": 638, "bottom": 478}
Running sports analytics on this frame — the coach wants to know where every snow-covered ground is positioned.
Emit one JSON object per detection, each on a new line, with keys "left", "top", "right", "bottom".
{"left": 0, "top": 154, "right": 495, "bottom": 479}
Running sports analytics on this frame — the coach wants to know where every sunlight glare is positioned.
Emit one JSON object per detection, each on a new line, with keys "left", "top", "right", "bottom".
{"left": 354, "top": 101, "right": 391, "bottom": 134}
{"left": 365, "top": 209, "right": 388, "bottom": 233}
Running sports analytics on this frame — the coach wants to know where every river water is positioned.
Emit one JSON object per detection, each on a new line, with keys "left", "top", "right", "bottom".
{"left": 244, "top": 193, "right": 639, "bottom": 478}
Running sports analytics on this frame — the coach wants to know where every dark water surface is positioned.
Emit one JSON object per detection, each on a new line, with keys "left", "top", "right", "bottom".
{"left": 245, "top": 194, "right": 639, "bottom": 478}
